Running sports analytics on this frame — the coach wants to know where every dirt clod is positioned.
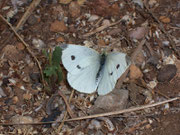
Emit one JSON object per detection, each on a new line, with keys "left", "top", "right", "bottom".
{"left": 157, "top": 64, "right": 177, "bottom": 82}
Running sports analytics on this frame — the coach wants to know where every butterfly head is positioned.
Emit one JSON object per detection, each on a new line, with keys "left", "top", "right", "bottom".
{"left": 100, "top": 53, "right": 107, "bottom": 65}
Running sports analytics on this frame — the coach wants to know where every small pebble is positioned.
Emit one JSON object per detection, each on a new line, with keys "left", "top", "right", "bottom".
{"left": 88, "top": 15, "right": 99, "bottom": 22}
{"left": 162, "top": 41, "right": 170, "bottom": 46}
{"left": 27, "top": 15, "right": 38, "bottom": 25}
{"left": 88, "top": 120, "right": 101, "bottom": 130}
{"left": 32, "top": 38, "right": 46, "bottom": 50}
{"left": 129, "top": 27, "right": 147, "bottom": 40}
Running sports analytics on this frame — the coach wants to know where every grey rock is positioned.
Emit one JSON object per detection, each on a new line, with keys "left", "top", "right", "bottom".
{"left": 88, "top": 89, "right": 129, "bottom": 114}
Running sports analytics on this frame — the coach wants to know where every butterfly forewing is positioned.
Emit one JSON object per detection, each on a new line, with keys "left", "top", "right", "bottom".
{"left": 62, "top": 44, "right": 100, "bottom": 75}
{"left": 62, "top": 44, "right": 101, "bottom": 93}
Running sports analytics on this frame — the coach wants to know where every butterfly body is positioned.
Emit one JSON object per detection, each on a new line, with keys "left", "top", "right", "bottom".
{"left": 96, "top": 53, "right": 106, "bottom": 80}
{"left": 61, "top": 44, "right": 131, "bottom": 95}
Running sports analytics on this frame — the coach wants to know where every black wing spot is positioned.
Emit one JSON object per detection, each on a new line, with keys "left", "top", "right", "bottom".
{"left": 71, "top": 55, "right": 75, "bottom": 60}
{"left": 77, "top": 65, "right": 81, "bottom": 69}
{"left": 116, "top": 64, "right": 120, "bottom": 69}
{"left": 109, "top": 72, "right": 113, "bottom": 76}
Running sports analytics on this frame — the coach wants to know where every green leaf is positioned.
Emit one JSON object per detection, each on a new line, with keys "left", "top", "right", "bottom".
{"left": 52, "top": 46, "right": 62, "bottom": 66}
{"left": 43, "top": 65, "right": 57, "bottom": 77}
{"left": 57, "top": 66, "right": 63, "bottom": 82}
{"left": 43, "top": 46, "right": 63, "bottom": 87}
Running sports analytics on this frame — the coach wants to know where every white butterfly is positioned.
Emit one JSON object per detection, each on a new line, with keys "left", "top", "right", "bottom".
{"left": 61, "top": 44, "right": 131, "bottom": 95}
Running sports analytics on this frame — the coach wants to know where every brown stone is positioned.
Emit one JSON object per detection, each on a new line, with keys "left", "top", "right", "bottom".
{"left": 50, "top": 20, "right": 67, "bottom": 32}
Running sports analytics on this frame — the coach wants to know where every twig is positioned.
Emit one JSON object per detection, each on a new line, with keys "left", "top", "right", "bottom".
{"left": 94, "top": 17, "right": 104, "bottom": 27}
{"left": 58, "top": 90, "right": 75, "bottom": 118}
{"left": 1, "top": 0, "right": 41, "bottom": 48}
{"left": 57, "top": 90, "right": 74, "bottom": 132}
{"left": 116, "top": 39, "right": 146, "bottom": 88}
{"left": 0, "top": 96, "right": 178, "bottom": 126}
{"left": 65, "top": 97, "right": 179, "bottom": 122}
{"left": 15, "top": 0, "right": 41, "bottom": 30}
{"left": 145, "top": 42, "right": 154, "bottom": 56}
{"left": 0, "top": 14, "right": 45, "bottom": 86}
{"left": 169, "top": 26, "right": 180, "bottom": 30}
{"left": 83, "top": 19, "right": 122, "bottom": 38}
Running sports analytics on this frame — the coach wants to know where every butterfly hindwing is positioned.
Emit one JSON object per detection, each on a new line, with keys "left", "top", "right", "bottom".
{"left": 67, "top": 60, "right": 100, "bottom": 93}
{"left": 97, "top": 52, "right": 131, "bottom": 95}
